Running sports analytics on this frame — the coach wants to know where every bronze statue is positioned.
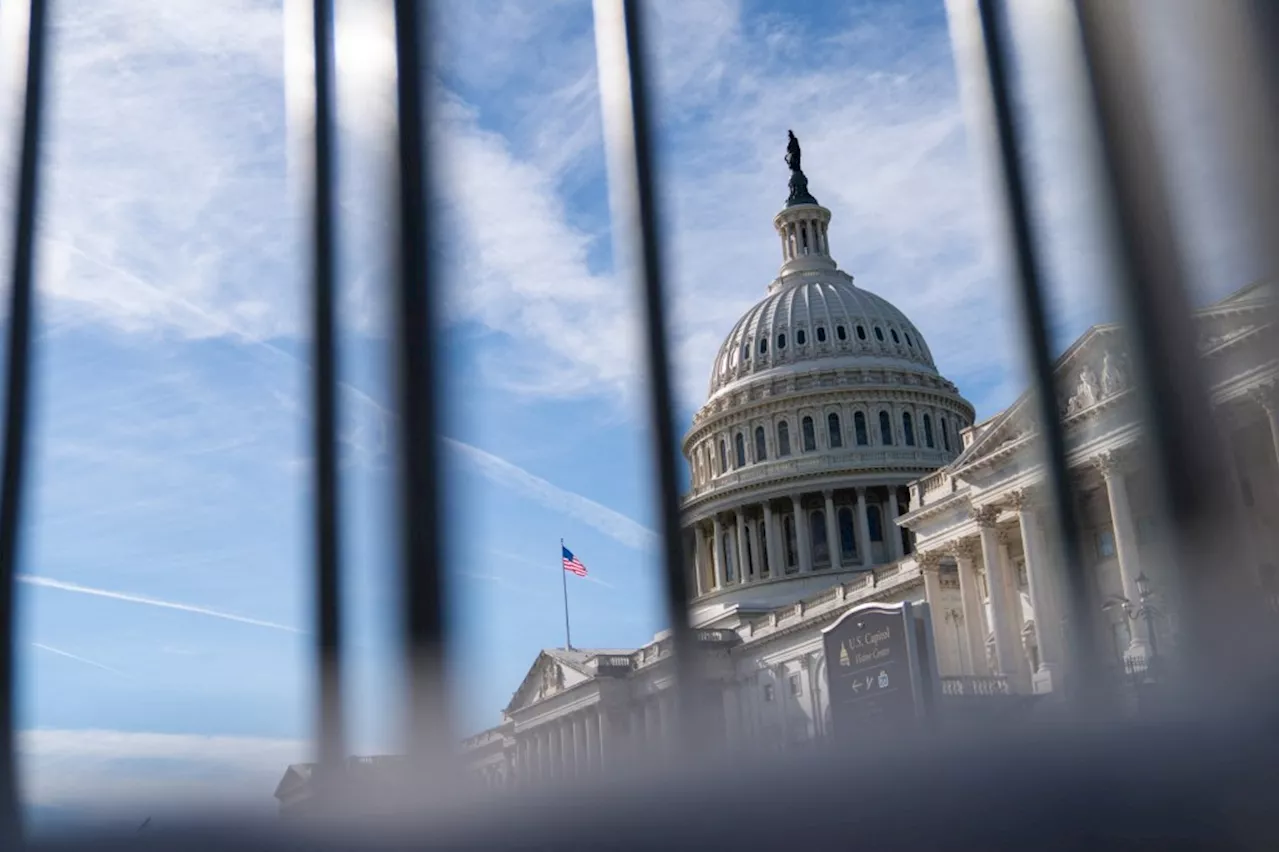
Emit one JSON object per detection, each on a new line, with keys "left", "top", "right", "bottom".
{"left": 785, "top": 130, "right": 802, "bottom": 172}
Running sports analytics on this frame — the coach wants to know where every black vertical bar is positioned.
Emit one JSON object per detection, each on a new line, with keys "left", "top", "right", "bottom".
{"left": 1070, "top": 0, "right": 1278, "bottom": 695}
{"left": 0, "top": 0, "right": 49, "bottom": 840}
{"left": 308, "top": 0, "right": 344, "bottom": 778}
{"left": 390, "top": 0, "right": 450, "bottom": 762}
{"left": 972, "top": 0, "right": 1107, "bottom": 707}
{"left": 616, "top": 1, "right": 699, "bottom": 743}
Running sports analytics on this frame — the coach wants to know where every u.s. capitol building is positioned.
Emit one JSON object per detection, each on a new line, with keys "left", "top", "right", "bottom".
{"left": 276, "top": 142, "right": 1277, "bottom": 810}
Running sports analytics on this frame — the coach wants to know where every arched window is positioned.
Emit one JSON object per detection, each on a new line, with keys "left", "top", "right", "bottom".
{"left": 754, "top": 426, "right": 767, "bottom": 462}
{"left": 759, "top": 338, "right": 768, "bottom": 355}
{"left": 802, "top": 416, "right": 816, "bottom": 452}
{"left": 741, "top": 343, "right": 749, "bottom": 362}
{"left": 783, "top": 515, "right": 797, "bottom": 569}
{"left": 868, "top": 505, "right": 883, "bottom": 542}
{"left": 777, "top": 420, "right": 791, "bottom": 457}
{"left": 744, "top": 538, "right": 754, "bottom": 580}
{"left": 839, "top": 508, "right": 857, "bottom": 559}
{"left": 856, "top": 325, "right": 867, "bottom": 340}
{"left": 941, "top": 416, "right": 951, "bottom": 452}
{"left": 810, "top": 510, "right": 828, "bottom": 566}
{"left": 874, "top": 326, "right": 885, "bottom": 342}
{"left": 903, "top": 412, "right": 915, "bottom": 446}
{"left": 777, "top": 333, "right": 786, "bottom": 350}
{"left": 854, "top": 411, "right": 868, "bottom": 445}
{"left": 827, "top": 413, "right": 843, "bottom": 448}
{"left": 879, "top": 411, "right": 893, "bottom": 445}
{"left": 905, "top": 332, "right": 914, "bottom": 348}
{"left": 836, "top": 325, "right": 847, "bottom": 341}
{"left": 796, "top": 329, "right": 806, "bottom": 345}
{"left": 891, "top": 329, "right": 900, "bottom": 344}
{"left": 923, "top": 413, "right": 934, "bottom": 448}
{"left": 816, "top": 326, "right": 827, "bottom": 342}
{"left": 735, "top": 433, "right": 746, "bottom": 467}
{"left": 719, "top": 439, "right": 727, "bottom": 472}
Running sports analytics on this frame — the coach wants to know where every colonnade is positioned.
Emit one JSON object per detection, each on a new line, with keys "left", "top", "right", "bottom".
{"left": 688, "top": 484, "right": 912, "bottom": 596}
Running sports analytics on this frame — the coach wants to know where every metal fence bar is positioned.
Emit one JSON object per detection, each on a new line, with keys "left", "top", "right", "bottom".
{"left": 307, "top": 0, "right": 346, "bottom": 779}
{"left": 971, "top": 0, "right": 1105, "bottom": 706}
{"left": 390, "top": 0, "right": 452, "bottom": 762}
{"left": 593, "top": 0, "right": 699, "bottom": 746}
{"left": 0, "top": 0, "right": 50, "bottom": 842}
{"left": 1070, "top": 0, "right": 1279, "bottom": 693}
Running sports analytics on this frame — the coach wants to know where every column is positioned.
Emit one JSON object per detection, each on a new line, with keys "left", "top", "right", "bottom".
{"left": 856, "top": 487, "right": 873, "bottom": 568}
{"left": 823, "top": 490, "right": 842, "bottom": 570}
{"left": 571, "top": 714, "right": 583, "bottom": 777}
{"left": 763, "top": 502, "right": 779, "bottom": 577}
{"left": 973, "top": 507, "right": 1023, "bottom": 685}
{"left": 888, "top": 488, "right": 904, "bottom": 560}
{"left": 997, "top": 530, "right": 1033, "bottom": 690}
{"left": 693, "top": 525, "right": 707, "bottom": 596}
{"left": 712, "top": 515, "right": 726, "bottom": 589}
{"left": 1250, "top": 382, "right": 1278, "bottom": 458}
{"left": 1095, "top": 451, "right": 1150, "bottom": 659}
{"left": 918, "top": 552, "right": 949, "bottom": 671}
{"left": 597, "top": 707, "right": 610, "bottom": 771}
{"left": 793, "top": 495, "right": 813, "bottom": 573}
{"left": 1012, "top": 489, "right": 1063, "bottom": 694}
{"left": 949, "top": 540, "right": 988, "bottom": 674}
{"left": 584, "top": 711, "right": 598, "bottom": 772}
{"left": 736, "top": 511, "right": 750, "bottom": 584}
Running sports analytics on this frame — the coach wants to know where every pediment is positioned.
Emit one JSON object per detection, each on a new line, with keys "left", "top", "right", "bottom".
{"left": 504, "top": 650, "right": 593, "bottom": 714}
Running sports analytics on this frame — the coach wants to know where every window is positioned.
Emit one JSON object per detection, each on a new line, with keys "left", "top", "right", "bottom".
{"left": 891, "top": 329, "right": 900, "bottom": 344}
{"left": 802, "top": 416, "right": 816, "bottom": 452}
{"left": 745, "top": 539, "right": 754, "bottom": 579}
{"left": 827, "top": 412, "right": 842, "bottom": 448}
{"left": 879, "top": 411, "right": 893, "bottom": 445}
{"left": 754, "top": 426, "right": 767, "bottom": 462}
{"left": 723, "top": 533, "right": 735, "bottom": 581}
{"left": 874, "top": 326, "right": 885, "bottom": 341}
{"left": 906, "top": 332, "right": 914, "bottom": 347}
{"left": 796, "top": 329, "right": 806, "bottom": 345}
{"left": 777, "top": 420, "right": 791, "bottom": 456}
{"left": 941, "top": 416, "right": 951, "bottom": 452}
{"left": 759, "top": 337, "right": 768, "bottom": 355}
{"left": 1096, "top": 529, "right": 1116, "bottom": 559}
{"left": 839, "top": 508, "right": 857, "bottom": 558}
{"left": 856, "top": 324, "right": 866, "bottom": 340}
{"left": 923, "top": 413, "right": 934, "bottom": 448}
{"left": 735, "top": 432, "right": 746, "bottom": 467}
{"left": 854, "top": 411, "right": 868, "bottom": 445}
{"left": 777, "top": 333, "right": 786, "bottom": 350}
{"left": 903, "top": 412, "right": 915, "bottom": 446}
{"left": 810, "top": 510, "right": 827, "bottom": 565}
{"left": 719, "top": 439, "right": 727, "bottom": 472}
{"left": 741, "top": 343, "right": 750, "bottom": 362}
{"left": 784, "top": 516, "right": 797, "bottom": 567}
{"left": 868, "top": 505, "right": 883, "bottom": 542}
{"left": 789, "top": 673, "right": 803, "bottom": 697}
{"left": 816, "top": 326, "right": 826, "bottom": 342}
{"left": 836, "top": 325, "right": 847, "bottom": 341}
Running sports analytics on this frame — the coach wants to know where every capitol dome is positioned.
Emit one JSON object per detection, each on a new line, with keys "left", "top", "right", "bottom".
{"left": 680, "top": 138, "right": 974, "bottom": 622}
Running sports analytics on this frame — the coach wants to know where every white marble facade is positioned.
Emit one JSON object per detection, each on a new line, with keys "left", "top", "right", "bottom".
{"left": 458, "top": 199, "right": 1278, "bottom": 787}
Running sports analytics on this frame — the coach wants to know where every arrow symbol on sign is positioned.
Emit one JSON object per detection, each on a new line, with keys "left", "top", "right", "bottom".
{"left": 850, "top": 680, "right": 863, "bottom": 694}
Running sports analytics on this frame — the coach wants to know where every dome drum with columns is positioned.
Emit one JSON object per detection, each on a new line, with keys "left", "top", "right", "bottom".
{"left": 680, "top": 144, "right": 975, "bottom": 620}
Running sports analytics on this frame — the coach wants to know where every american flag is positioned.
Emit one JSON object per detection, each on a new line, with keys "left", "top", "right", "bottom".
{"left": 561, "top": 545, "right": 588, "bottom": 577}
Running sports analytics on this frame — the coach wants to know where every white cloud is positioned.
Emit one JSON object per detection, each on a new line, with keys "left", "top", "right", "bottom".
{"left": 20, "top": 728, "right": 307, "bottom": 813}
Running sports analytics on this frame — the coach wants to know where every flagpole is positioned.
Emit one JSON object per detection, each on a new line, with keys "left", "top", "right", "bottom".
{"left": 560, "top": 538, "right": 572, "bottom": 650}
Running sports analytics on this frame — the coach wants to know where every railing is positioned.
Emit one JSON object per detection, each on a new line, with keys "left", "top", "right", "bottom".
{"left": 940, "top": 676, "right": 1012, "bottom": 697}
{"left": 687, "top": 448, "right": 945, "bottom": 498}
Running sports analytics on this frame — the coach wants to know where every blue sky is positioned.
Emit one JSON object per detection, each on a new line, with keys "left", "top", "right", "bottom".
{"left": 0, "top": 0, "right": 1263, "bottom": 828}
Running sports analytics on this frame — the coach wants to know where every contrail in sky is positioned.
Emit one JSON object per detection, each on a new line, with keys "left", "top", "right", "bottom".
{"left": 31, "top": 642, "right": 130, "bottom": 678}
{"left": 17, "top": 574, "right": 302, "bottom": 634}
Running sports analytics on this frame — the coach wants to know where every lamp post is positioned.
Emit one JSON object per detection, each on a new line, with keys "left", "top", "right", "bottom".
{"left": 1104, "top": 572, "right": 1161, "bottom": 681}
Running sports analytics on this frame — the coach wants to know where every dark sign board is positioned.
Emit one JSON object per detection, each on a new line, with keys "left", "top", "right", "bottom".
{"left": 594, "top": 655, "right": 633, "bottom": 677}
{"left": 822, "top": 602, "right": 932, "bottom": 743}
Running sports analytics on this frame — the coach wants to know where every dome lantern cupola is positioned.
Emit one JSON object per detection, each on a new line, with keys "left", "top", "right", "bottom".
{"left": 775, "top": 131, "right": 837, "bottom": 281}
